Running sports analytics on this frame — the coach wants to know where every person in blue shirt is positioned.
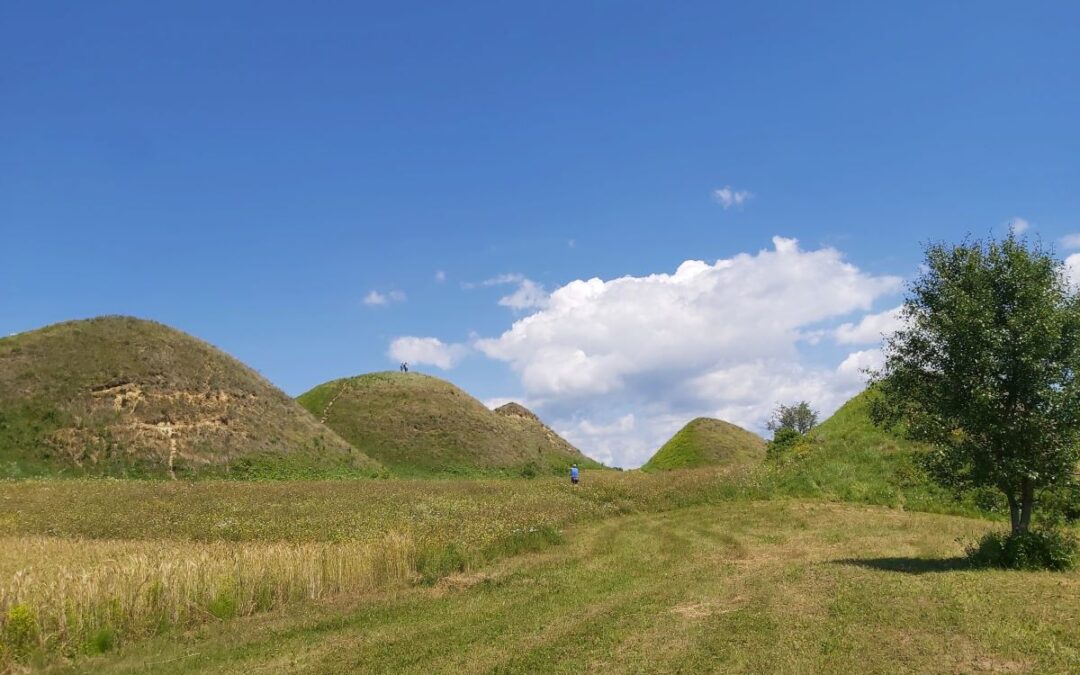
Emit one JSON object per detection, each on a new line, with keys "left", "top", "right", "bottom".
{"left": 570, "top": 464, "right": 580, "bottom": 485}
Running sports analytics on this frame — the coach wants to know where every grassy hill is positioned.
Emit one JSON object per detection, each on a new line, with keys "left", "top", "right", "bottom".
{"left": 0, "top": 316, "right": 381, "bottom": 478}
{"left": 641, "top": 417, "right": 766, "bottom": 472}
{"left": 761, "top": 390, "right": 975, "bottom": 513}
{"left": 297, "top": 372, "right": 602, "bottom": 475}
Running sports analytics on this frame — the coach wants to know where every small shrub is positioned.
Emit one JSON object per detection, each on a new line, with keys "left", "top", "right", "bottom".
{"left": 87, "top": 627, "right": 116, "bottom": 654}
{"left": 417, "top": 543, "right": 469, "bottom": 584}
{"left": 208, "top": 589, "right": 238, "bottom": 619}
{"left": 767, "top": 428, "right": 804, "bottom": 460}
{"left": 519, "top": 462, "right": 539, "bottom": 479}
{"left": 965, "top": 529, "right": 1077, "bottom": 571}
{"left": 2, "top": 604, "right": 39, "bottom": 662}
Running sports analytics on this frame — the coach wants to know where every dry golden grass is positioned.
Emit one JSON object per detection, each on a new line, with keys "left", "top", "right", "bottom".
{"left": 0, "top": 533, "right": 415, "bottom": 663}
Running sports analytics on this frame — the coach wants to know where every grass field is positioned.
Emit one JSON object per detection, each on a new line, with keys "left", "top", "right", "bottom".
{"left": 0, "top": 454, "right": 1070, "bottom": 672}
{"left": 0, "top": 469, "right": 748, "bottom": 669}
{"left": 51, "top": 502, "right": 1080, "bottom": 674}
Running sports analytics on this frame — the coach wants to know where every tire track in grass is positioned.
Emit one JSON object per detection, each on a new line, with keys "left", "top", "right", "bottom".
{"left": 309, "top": 519, "right": 671, "bottom": 673}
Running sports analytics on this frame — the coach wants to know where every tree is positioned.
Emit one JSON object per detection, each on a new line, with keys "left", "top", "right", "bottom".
{"left": 766, "top": 401, "right": 818, "bottom": 435}
{"left": 870, "top": 235, "right": 1080, "bottom": 535}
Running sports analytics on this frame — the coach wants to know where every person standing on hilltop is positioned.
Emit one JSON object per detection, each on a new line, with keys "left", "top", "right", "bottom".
{"left": 570, "top": 463, "right": 579, "bottom": 486}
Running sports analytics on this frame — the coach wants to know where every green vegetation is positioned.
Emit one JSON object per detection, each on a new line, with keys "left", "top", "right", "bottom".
{"left": 0, "top": 470, "right": 733, "bottom": 545}
{"left": 641, "top": 417, "right": 765, "bottom": 472}
{"left": 1, "top": 411, "right": 1076, "bottom": 670}
{"left": 766, "top": 427, "right": 804, "bottom": 460}
{"left": 297, "top": 372, "right": 601, "bottom": 475}
{"left": 758, "top": 391, "right": 974, "bottom": 514}
{"left": 2, "top": 312, "right": 1078, "bottom": 670}
{"left": 966, "top": 528, "right": 1077, "bottom": 571}
{"left": 0, "top": 469, "right": 737, "bottom": 666}
{"left": 872, "top": 235, "right": 1080, "bottom": 541}
{"left": 55, "top": 503, "right": 1080, "bottom": 674}
{"left": 0, "top": 317, "right": 380, "bottom": 478}
{"left": 765, "top": 400, "right": 818, "bottom": 434}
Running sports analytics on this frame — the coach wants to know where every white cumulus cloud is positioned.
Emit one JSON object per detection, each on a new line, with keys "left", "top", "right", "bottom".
{"left": 476, "top": 237, "right": 899, "bottom": 398}
{"left": 388, "top": 337, "right": 468, "bottom": 370}
{"left": 712, "top": 186, "right": 753, "bottom": 209}
{"left": 834, "top": 306, "right": 904, "bottom": 345}
{"left": 471, "top": 236, "right": 903, "bottom": 467}
{"left": 837, "top": 348, "right": 885, "bottom": 379}
{"left": 1065, "top": 253, "right": 1080, "bottom": 288}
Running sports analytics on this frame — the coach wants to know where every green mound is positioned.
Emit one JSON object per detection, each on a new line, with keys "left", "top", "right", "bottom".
{"left": 764, "top": 390, "right": 964, "bottom": 512}
{"left": 297, "top": 372, "right": 602, "bottom": 475}
{"left": 0, "top": 316, "right": 381, "bottom": 478}
{"left": 642, "top": 417, "right": 766, "bottom": 472}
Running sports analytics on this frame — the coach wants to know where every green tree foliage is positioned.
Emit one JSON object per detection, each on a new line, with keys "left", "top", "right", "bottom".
{"left": 870, "top": 235, "right": 1080, "bottom": 536}
{"left": 766, "top": 401, "right": 818, "bottom": 435}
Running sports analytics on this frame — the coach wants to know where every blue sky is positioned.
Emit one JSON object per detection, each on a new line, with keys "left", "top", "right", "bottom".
{"left": 3, "top": 2, "right": 1079, "bottom": 466}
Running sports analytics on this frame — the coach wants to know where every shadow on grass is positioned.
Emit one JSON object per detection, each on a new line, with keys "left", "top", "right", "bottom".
{"left": 834, "top": 556, "right": 971, "bottom": 575}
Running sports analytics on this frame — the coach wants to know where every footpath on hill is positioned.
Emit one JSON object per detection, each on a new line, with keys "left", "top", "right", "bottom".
{"left": 65, "top": 501, "right": 1080, "bottom": 675}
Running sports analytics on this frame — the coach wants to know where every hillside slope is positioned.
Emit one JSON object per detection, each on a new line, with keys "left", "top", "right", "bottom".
{"left": 764, "top": 390, "right": 963, "bottom": 512}
{"left": 297, "top": 372, "right": 602, "bottom": 474}
{"left": 0, "top": 316, "right": 380, "bottom": 477}
{"left": 642, "top": 417, "right": 766, "bottom": 472}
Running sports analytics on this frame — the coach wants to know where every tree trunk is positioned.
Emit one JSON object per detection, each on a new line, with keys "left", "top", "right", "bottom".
{"left": 1007, "top": 492, "right": 1021, "bottom": 535}
{"left": 1018, "top": 478, "right": 1035, "bottom": 534}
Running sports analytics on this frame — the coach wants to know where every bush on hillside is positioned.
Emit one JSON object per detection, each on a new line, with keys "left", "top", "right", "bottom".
{"left": 519, "top": 461, "right": 539, "bottom": 479}
{"left": 766, "top": 428, "right": 804, "bottom": 460}
{"left": 965, "top": 529, "right": 1077, "bottom": 571}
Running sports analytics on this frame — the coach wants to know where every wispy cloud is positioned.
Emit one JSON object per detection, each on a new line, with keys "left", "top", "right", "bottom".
{"left": 434, "top": 270, "right": 447, "bottom": 283}
{"left": 461, "top": 273, "right": 524, "bottom": 290}
{"left": 482, "top": 273, "right": 525, "bottom": 287}
{"left": 363, "top": 289, "right": 406, "bottom": 307}
{"left": 712, "top": 186, "right": 753, "bottom": 210}
{"left": 462, "top": 273, "right": 550, "bottom": 310}
{"left": 498, "top": 279, "right": 549, "bottom": 310}
{"left": 1061, "top": 234, "right": 1080, "bottom": 250}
